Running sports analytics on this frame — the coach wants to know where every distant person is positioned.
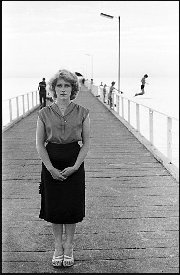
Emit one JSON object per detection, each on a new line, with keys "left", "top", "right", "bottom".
{"left": 135, "top": 74, "right": 148, "bottom": 96}
{"left": 81, "top": 78, "right": 85, "bottom": 85}
{"left": 38, "top": 78, "right": 46, "bottom": 108}
{"left": 108, "top": 81, "right": 115, "bottom": 108}
{"left": 103, "top": 84, "right": 107, "bottom": 103}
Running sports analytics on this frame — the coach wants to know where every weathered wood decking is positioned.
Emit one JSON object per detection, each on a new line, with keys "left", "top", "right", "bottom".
{"left": 2, "top": 87, "right": 179, "bottom": 273}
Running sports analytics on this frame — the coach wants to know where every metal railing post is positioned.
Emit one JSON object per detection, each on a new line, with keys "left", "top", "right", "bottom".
{"left": 36, "top": 91, "right": 38, "bottom": 105}
{"left": 32, "top": 92, "right": 34, "bottom": 108}
{"left": 16, "top": 96, "right": 19, "bottom": 118}
{"left": 116, "top": 95, "right": 120, "bottom": 114}
{"left": 167, "top": 117, "right": 172, "bottom": 162}
{"left": 22, "top": 95, "right": 25, "bottom": 115}
{"left": 9, "top": 99, "right": 13, "bottom": 122}
{"left": 136, "top": 103, "right": 140, "bottom": 131}
{"left": 27, "top": 93, "right": 29, "bottom": 111}
{"left": 149, "top": 109, "right": 154, "bottom": 143}
{"left": 112, "top": 92, "right": 115, "bottom": 110}
{"left": 121, "top": 97, "right": 124, "bottom": 118}
{"left": 128, "top": 100, "right": 130, "bottom": 123}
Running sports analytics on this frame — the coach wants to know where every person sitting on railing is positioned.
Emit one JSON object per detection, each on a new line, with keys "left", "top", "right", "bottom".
{"left": 38, "top": 77, "right": 47, "bottom": 109}
{"left": 108, "top": 81, "right": 115, "bottom": 108}
{"left": 134, "top": 74, "right": 148, "bottom": 96}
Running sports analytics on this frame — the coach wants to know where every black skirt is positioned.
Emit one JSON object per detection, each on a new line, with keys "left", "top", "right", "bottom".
{"left": 39, "top": 142, "right": 85, "bottom": 224}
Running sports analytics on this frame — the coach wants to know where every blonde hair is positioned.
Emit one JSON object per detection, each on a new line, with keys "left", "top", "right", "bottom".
{"left": 48, "top": 69, "right": 79, "bottom": 100}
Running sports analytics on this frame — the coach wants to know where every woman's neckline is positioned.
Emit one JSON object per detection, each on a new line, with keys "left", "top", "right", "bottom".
{"left": 54, "top": 101, "right": 73, "bottom": 116}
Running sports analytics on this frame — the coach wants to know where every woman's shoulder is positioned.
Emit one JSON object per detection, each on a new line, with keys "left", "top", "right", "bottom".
{"left": 74, "top": 103, "right": 89, "bottom": 112}
{"left": 39, "top": 104, "right": 53, "bottom": 114}
{"left": 73, "top": 103, "right": 89, "bottom": 121}
{"left": 38, "top": 105, "right": 54, "bottom": 120}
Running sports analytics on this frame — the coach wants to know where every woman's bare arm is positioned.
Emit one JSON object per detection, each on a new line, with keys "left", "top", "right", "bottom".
{"left": 73, "top": 113, "right": 90, "bottom": 170}
{"left": 36, "top": 117, "right": 54, "bottom": 170}
{"left": 36, "top": 117, "right": 66, "bottom": 181}
{"left": 61, "top": 114, "right": 90, "bottom": 177}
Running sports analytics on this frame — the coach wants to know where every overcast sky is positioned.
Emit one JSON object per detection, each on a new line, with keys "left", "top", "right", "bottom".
{"left": 2, "top": 1, "right": 179, "bottom": 79}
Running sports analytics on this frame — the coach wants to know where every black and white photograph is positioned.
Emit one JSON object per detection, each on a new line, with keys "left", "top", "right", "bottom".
{"left": 2, "top": 1, "right": 179, "bottom": 273}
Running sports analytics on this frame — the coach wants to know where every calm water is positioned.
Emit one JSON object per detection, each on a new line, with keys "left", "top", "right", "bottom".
{"left": 2, "top": 75, "right": 179, "bottom": 118}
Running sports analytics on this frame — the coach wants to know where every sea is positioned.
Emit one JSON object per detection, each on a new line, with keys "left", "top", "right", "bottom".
{"left": 2, "top": 75, "right": 179, "bottom": 118}
{"left": 2, "top": 75, "right": 179, "bottom": 167}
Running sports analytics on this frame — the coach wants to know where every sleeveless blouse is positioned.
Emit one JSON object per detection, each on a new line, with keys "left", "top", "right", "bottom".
{"left": 38, "top": 102, "right": 89, "bottom": 144}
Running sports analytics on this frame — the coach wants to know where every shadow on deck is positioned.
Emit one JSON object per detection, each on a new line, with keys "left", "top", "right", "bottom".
{"left": 2, "top": 87, "right": 179, "bottom": 273}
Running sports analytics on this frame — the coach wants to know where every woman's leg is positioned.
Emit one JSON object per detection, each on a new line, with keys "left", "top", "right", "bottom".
{"left": 52, "top": 223, "right": 64, "bottom": 256}
{"left": 64, "top": 223, "right": 76, "bottom": 256}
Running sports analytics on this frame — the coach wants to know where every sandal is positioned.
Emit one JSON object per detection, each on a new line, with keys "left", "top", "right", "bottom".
{"left": 63, "top": 250, "right": 74, "bottom": 267}
{"left": 52, "top": 254, "right": 64, "bottom": 267}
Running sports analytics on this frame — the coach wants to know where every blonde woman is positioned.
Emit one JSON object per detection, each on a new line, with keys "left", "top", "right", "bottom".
{"left": 36, "top": 69, "right": 90, "bottom": 267}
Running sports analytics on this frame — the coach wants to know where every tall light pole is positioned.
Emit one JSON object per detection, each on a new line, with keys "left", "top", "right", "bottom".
{"left": 85, "top": 53, "right": 93, "bottom": 80}
{"left": 100, "top": 13, "right": 120, "bottom": 93}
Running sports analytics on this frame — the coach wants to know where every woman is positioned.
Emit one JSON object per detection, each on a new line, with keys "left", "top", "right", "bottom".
{"left": 36, "top": 69, "right": 90, "bottom": 267}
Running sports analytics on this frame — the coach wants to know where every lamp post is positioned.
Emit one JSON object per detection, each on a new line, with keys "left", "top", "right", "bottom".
{"left": 85, "top": 53, "right": 93, "bottom": 81}
{"left": 100, "top": 13, "right": 120, "bottom": 93}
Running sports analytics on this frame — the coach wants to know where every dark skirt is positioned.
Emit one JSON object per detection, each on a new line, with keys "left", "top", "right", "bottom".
{"left": 39, "top": 142, "right": 85, "bottom": 224}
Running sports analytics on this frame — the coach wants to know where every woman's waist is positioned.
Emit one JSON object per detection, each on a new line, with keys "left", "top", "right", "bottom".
{"left": 46, "top": 142, "right": 80, "bottom": 161}
{"left": 46, "top": 141, "right": 79, "bottom": 148}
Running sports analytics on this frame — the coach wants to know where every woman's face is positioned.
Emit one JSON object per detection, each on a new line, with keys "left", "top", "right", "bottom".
{"left": 55, "top": 78, "right": 72, "bottom": 100}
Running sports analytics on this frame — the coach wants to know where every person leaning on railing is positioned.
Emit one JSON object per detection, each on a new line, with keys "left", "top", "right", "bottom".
{"left": 108, "top": 81, "right": 115, "bottom": 108}
{"left": 103, "top": 84, "right": 107, "bottom": 103}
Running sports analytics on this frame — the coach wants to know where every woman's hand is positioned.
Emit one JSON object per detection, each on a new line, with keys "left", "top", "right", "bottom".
{"left": 61, "top": 166, "right": 77, "bottom": 178}
{"left": 48, "top": 167, "right": 67, "bottom": 181}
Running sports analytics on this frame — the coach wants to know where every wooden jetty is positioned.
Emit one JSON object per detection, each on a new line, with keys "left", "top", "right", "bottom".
{"left": 2, "top": 86, "right": 179, "bottom": 273}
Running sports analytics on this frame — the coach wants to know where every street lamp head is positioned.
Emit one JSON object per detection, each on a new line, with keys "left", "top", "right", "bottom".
{"left": 100, "top": 12, "right": 120, "bottom": 92}
{"left": 100, "top": 13, "right": 114, "bottom": 19}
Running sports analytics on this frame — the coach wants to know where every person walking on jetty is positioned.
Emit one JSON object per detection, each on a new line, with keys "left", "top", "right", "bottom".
{"left": 134, "top": 74, "right": 148, "bottom": 96}
{"left": 108, "top": 81, "right": 115, "bottom": 108}
{"left": 38, "top": 77, "right": 47, "bottom": 108}
{"left": 36, "top": 69, "right": 90, "bottom": 268}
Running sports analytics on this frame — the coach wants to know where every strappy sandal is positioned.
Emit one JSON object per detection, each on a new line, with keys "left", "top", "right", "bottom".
{"left": 62, "top": 250, "right": 74, "bottom": 267}
{"left": 52, "top": 254, "right": 64, "bottom": 267}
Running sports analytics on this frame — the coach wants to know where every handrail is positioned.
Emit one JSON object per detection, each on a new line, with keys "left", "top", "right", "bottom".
{"left": 102, "top": 85, "right": 178, "bottom": 121}
{"left": 2, "top": 90, "right": 39, "bottom": 131}
{"left": 87, "top": 80, "right": 179, "bottom": 169}
{"left": 2, "top": 91, "right": 35, "bottom": 102}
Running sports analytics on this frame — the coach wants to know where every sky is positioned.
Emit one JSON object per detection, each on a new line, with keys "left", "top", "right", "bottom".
{"left": 2, "top": 1, "right": 179, "bottom": 80}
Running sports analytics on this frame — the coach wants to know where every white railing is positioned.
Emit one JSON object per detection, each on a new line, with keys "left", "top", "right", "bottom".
{"left": 2, "top": 90, "right": 39, "bottom": 131}
{"left": 86, "top": 81, "right": 179, "bottom": 171}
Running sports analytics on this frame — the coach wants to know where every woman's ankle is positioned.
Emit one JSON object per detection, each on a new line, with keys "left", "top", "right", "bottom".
{"left": 63, "top": 242, "right": 73, "bottom": 248}
{"left": 54, "top": 242, "right": 63, "bottom": 255}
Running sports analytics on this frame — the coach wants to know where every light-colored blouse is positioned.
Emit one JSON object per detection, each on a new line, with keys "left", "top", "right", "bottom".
{"left": 38, "top": 102, "right": 89, "bottom": 144}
